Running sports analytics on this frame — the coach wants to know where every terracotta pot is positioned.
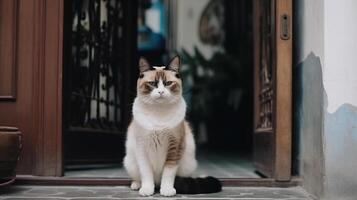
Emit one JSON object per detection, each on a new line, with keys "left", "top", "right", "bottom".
{"left": 0, "top": 126, "right": 22, "bottom": 186}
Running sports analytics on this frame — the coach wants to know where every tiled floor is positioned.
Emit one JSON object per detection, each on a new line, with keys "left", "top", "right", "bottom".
{"left": 0, "top": 185, "right": 312, "bottom": 200}
{"left": 65, "top": 151, "right": 259, "bottom": 178}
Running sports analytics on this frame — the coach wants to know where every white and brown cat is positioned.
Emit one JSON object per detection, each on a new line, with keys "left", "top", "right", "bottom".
{"left": 123, "top": 56, "right": 221, "bottom": 196}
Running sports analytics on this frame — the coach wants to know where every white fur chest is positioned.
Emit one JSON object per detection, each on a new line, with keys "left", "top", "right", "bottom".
{"left": 132, "top": 97, "right": 186, "bottom": 131}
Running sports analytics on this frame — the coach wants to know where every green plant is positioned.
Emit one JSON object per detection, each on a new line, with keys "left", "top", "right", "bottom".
{"left": 179, "top": 46, "right": 249, "bottom": 121}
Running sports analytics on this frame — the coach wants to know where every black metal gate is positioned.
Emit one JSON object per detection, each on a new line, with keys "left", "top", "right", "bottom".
{"left": 62, "top": 0, "right": 137, "bottom": 165}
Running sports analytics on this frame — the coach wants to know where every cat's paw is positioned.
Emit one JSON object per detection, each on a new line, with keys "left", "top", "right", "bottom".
{"left": 130, "top": 181, "right": 141, "bottom": 190}
{"left": 160, "top": 186, "right": 176, "bottom": 196}
{"left": 139, "top": 185, "right": 154, "bottom": 196}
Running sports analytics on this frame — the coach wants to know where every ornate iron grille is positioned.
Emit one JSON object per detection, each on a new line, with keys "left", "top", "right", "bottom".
{"left": 257, "top": 0, "right": 274, "bottom": 129}
{"left": 65, "top": 0, "right": 128, "bottom": 134}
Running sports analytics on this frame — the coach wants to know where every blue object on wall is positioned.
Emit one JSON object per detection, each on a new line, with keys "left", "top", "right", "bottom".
{"left": 138, "top": 0, "right": 166, "bottom": 51}
{"left": 138, "top": 26, "right": 165, "bottom": 51}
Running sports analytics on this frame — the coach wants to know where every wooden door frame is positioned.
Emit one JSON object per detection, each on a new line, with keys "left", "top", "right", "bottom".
{"left": 253, "top": 0, "right": 292, "bottom": 181}
{"left": 274, "top": 0, "right": 293, "bottom": 181}
{"left": 29, "top": 0, "right": 64, "bottom": 176}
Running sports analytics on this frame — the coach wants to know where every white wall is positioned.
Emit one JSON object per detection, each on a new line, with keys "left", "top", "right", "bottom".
{"left": 323, "top": 1, "right": 357, "bottom": 199}
{"left": 296, "top": 0, "right": 357, "bottom": 199}
{"left": 294, "top": 0, "right": 325, "bottom": 198}
{"left": 324, "top": 0, "right": 357, "bottom": 113}
{"left": 176, "top": 0, "right": 221, "bottom": 59}
{"left": 295, "top": 0, "right": 324, "bottom": 64}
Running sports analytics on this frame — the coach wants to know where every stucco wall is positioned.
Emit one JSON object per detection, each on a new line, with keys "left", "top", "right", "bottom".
{"left": 294, "top": 0, "right": 325, "bottom": 198}
{"left": 295, "top": 0, "right": 357, "bottom": 199}
{"left": 293, "top": 53, "right": 325, "bottom": 198}
{"left": 323, "top": 0, "right": 357, "bottom": 199}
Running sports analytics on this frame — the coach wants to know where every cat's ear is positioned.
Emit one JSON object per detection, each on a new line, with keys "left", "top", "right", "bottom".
{"left": 139, "top": 57, "right": 151, "bottom": 72}
{"left": 167, "top": 56, "right": 180, "bottom": 72}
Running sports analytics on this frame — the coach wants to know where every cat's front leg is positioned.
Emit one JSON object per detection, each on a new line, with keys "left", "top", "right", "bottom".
{"left": 135, "top": 147, "right": 155, "bottom": 196}
{"left": 160, "top": 164, "right": 178, "bottom": 196}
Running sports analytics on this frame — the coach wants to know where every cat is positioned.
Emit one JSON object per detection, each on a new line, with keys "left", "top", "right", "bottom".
{"left": 123, "top": 56, "right": 221, "bottom": 196}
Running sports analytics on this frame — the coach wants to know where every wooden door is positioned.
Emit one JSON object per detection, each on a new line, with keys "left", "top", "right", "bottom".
{"left": 253, "top": 0, "right": 292, "bottom": 180}
{"left": 0, "top": 0, "right": 63, "bottom": 176}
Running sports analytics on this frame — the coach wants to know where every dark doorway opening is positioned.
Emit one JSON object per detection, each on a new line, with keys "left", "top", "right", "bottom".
{"left": 62, "top": 0, "right": 137, "bottom": 172}
{"left": 62, "top": 0, "right": 257, "bottom": 178}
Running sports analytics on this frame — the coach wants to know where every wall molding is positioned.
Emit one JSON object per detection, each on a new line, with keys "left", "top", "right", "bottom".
{"left": 0, "top": 0, "right": 19, "bottom": 101}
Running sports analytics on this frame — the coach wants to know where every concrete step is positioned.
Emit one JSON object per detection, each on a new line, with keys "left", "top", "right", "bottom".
{"left": 0, "top": 185, "right": 313, "bottom": 200}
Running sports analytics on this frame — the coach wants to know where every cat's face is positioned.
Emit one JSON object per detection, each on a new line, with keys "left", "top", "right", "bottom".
{"left": 136, "top": 56, "right": 182, "bottom": 105}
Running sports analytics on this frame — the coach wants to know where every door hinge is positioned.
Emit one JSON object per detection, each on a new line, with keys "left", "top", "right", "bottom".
{"left": 280, "top": 14, "right": 290, "bottom": 40}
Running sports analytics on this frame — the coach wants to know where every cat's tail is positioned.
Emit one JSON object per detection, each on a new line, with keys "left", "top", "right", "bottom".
{"left": 174, "top": 176, "right": 222, "bottom": 194}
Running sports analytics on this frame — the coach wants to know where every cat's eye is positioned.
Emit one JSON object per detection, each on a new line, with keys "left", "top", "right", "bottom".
{"left": 165, "top": 81, "right": 173, "bottom": 86}
{"left": 147, "top": 81, "right": 157, "bottom": 87}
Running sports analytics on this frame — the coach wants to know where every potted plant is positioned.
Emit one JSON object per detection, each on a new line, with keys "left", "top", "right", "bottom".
{"left": 180, "top": 47, "right": 251, "bottom": 149}
{"left": 0, "top": 126, "right": 22, "bottom": 186}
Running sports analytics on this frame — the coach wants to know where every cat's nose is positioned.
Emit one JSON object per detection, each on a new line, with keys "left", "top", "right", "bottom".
{"left": 158, "top": 91, "right": 164, "bottom": 95}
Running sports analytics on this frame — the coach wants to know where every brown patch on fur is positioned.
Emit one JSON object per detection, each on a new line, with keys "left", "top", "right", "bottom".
{"left": 155, "top": 70, "right": 166, "bottom": 82}
{"left": 138, "top": 82, "right": 153, "bottom": 94}
{"left": 169, "top": 82, "right": 180, "bottom": 93}
{"left": 165, "top": 122, "right": 185, "bottom": 166}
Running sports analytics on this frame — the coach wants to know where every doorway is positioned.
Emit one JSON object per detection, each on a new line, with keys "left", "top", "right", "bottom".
{"left": 62, "top": 0, "right": 137, "bottom": 175}
{"left": 61, "top": 0, "right": 292, "bottom": 181}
